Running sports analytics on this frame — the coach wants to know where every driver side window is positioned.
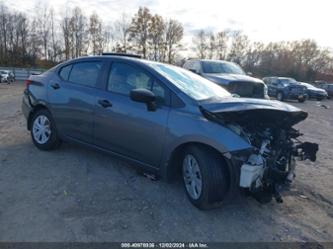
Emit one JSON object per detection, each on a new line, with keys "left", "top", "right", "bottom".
{"left": 107, "top": 62, "right": 168, "bottom": 105}
{"left": 108, "top": 63, "right": 152, "bottom": 94}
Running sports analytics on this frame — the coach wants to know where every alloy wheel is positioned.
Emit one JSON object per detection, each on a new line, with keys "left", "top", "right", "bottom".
{"left": 32, "top": 115, "right": 51, "bottom": 144}
{"left": 182, "top": 154, "right": 203, "bottom": 200}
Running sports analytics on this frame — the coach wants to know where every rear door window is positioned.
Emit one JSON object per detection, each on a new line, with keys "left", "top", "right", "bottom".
{"left": 68, "top": 61, "right": 103, "bottom": 87}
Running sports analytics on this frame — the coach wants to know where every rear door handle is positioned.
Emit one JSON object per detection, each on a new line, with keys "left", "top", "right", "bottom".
{"left": 98, "top": 99, "right": 112, "bottom": 108}
{"left": 51, "top": 83, "right": 60, "bottom": 90}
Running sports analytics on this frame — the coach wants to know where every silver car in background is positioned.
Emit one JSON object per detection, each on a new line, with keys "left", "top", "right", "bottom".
{"left": 0, "top": 70, "right": 15, "bottom": 83}
{"left": 183, "top": 59, "right": 269, "bottom": 99}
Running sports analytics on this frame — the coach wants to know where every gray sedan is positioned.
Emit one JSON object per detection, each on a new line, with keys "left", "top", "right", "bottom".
{"left": 22, "top": 54, "right": 318, "bottom": 209}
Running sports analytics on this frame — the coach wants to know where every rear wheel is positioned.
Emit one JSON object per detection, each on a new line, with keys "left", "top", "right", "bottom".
{"left": 182, "top": 145, "right": 229, "bottom": 209}
{"left": 30, "top": 109, "right": 61, "bottom": 150}
{"left": 276, "top": 92, "right": 284, "bottom": 101}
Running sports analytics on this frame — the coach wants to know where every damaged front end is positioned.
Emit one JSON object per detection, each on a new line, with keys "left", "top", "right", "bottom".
{"left": 200, "top": 98, "right": 319, "bottom": 203}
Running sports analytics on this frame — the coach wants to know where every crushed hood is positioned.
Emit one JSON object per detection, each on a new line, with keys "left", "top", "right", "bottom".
{"left": 200, "top": 97, "right": 308, "bottom": 127}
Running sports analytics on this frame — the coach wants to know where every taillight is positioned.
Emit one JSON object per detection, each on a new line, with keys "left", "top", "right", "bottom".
{"left": 24, "top": 80, "right": 33, "bottom": 88}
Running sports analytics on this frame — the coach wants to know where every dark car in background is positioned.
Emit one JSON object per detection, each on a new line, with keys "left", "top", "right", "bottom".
{"left": 263, "top": 77, "right": 307, "bottom": 102}
{"left": 299, "top": 82, "right": 327, "bottom": 100}
{"left": 183, "top": 59, "right": 268, "bottom": 99}
{"left": 0, "top": 70, "right": 15, "bottom": 83}
{"left": 316, "top": 82, "right": 333, "bottom": 99}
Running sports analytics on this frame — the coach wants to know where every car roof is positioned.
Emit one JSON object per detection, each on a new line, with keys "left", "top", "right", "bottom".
{"left": 62, "top": 55, "right": 162, "bottom": 66}
{"left": 264, "top": 76, "right": 296, "bottom": 80}
{"left": 187, "top": 59, "right": 230, "bottom": 64}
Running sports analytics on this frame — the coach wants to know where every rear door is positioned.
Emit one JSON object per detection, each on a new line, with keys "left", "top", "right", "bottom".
{"left": 48, "top": 60, "right": 105, "bottom": 143}
{"left": 93, "top": 61, "right": 171, "bottom": 167}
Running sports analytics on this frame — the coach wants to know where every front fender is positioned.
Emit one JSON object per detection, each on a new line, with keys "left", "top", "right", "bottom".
{"left": 159, "top": 109, "right": 252, "bottom": 178}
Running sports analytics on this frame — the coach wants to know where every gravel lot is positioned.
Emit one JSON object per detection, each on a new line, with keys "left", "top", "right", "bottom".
{"left": 0, "top": 82, "right": 332, "bottom": 242}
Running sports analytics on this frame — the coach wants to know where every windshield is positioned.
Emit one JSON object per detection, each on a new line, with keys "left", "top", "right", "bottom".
{"left": 202, "top": 61, "right": 245, "bottom": 75}
{"left": 148, "top": 63, "right": 231, "bottom": 100}
{"left": 302, "top": 83, "right": 316, "bottom": 89}
{"left": 280, "top": 78, "right": 297, "bottom": 84}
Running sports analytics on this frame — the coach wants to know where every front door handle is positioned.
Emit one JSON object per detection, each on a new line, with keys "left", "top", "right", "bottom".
{"left": 51, "top": 83, "right": 60, "bottom": 90}
{"left": 98, "top": 99, "right": 112, "bottom": 108}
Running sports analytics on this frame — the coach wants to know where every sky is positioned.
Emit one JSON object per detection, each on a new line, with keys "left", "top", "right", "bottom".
{"left": 3, "top": 0, "right": 333, "bottom": 52}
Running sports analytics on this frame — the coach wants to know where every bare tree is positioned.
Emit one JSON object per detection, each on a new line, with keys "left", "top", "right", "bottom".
{"left": 70, "top": 7, "right": 88, "bottom": 57}
{"left": 192, "top": 30, "right": 208, "bottom": 59}
{"left": 49, "top": 8, "right": 62, "bottom": 62}
{"left": 29, "top": 17, "right": 42, "bottom": 65}
{"left": 60, "top": 7, "right": 88, "bottom": 59}
{"left": 113, "top": 13, "right": 131, "bottom": 53}
{"left": 148, "top": 14, "right": 165, "bottom": 61}
{"left": 39, "top": 4, "right": 50, "bottom": 60}
{"left": 208, "top": 33, "right": 216, "bottom": 59}
{"left": 0, "top": 4, "right": 9, "bottom": 64}
{"left": 215, "top": 31, "right": 229, "bottom": 60}
{"left": 102, "top": 24, "right": 115, "bottom": 52}
{"left": 61, "top": 10, "right": 72, "bottom": 60}
{"left": 227, "top": 31, "right": 249, "bottom": 65}
{"left": 165, "top": 19, "right": 183, "bottom": 63}
{"left": 128, "top": 7, "right": 152, "bottom": 58}
{"left": 89, "top": 12, "right": 104, "bottom": 55}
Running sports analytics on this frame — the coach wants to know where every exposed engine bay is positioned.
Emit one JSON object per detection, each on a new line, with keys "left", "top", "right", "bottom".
{"left": 200, "top": 106, "right": 319, "bottom": 204}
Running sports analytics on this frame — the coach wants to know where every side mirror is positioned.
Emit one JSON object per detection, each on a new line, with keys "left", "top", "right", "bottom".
{"left": 130, "top": 88, "right": 156, "bottom": 111}
{"left": 247, "top": 72, "right": 253, "bottom": 76}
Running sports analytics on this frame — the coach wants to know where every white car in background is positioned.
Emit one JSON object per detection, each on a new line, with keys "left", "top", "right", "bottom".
{"left": 0, "top": 70, "right": 15, "bottom": 83}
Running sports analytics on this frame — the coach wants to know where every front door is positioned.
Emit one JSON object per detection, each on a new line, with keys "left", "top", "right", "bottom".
{"left": 94, "top": 62, "right": 170, "bottom": 167}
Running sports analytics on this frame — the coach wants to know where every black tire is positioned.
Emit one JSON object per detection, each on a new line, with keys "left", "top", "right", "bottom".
{"left": 30, "top": 109, "right": 61, "bottom": 150}
{"left": 276, "top": 92, "right": 284, "bottom": 101}
{"left": 298, "top": 97, "right": 305, "bottom": 103}
{"left": 181, "top": 145, "right": 229, "bottom": 210}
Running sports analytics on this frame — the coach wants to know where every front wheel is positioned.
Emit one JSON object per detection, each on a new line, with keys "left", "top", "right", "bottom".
{"left": 276, "top": 92, "right": 284, "bottom": 101}
{"left": 298, "top": 97, "right": 306, "bottom": 103}
{"left": 30, "top": 109, "right": 61, "bottom": 150}
{"left": 182, "top": 145, "right": 229, "bottom": 209}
